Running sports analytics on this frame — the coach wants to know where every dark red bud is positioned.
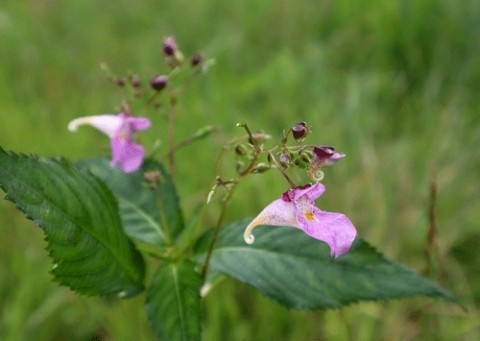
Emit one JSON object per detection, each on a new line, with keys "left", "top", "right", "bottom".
{"left": 150, "top": 75, "right": 168, "bottom": 91}
{"left": 279, "top": 153, "right": 291, "bottom": 167}
{"left": 191, "top": 53, "right": 203, "bottom": 67}
{"left": 163, "top": 36, "right": 177, "bottom": 56}
{"left": 292, "top": 122, "right": 308, "bottom": 140}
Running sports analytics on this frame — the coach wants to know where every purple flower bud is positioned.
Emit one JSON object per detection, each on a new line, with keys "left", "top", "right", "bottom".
{"left": 191, "top": 53, "right": 203, "bottom": 67}
{"left": 150, "top": 75, "right": 168, "bottom": 91}
{"left": 312, "top": 146, "right": 345, "bottom": 166}
{"left": 163, "top": 36, "right": 177, "bottom": 56}
{"left": 292, "top": 122, "right": 308, "bottom": 140}
{"left": 279, "top": 153, "right": 291, "bottom": 168}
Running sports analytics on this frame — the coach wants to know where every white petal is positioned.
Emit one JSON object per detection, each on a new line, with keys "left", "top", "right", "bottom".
{"left": 244, "top": 198, "right": 298, "bottom": 244}
{"left": 67, "top": 114, "right": 123, "bottom": 138}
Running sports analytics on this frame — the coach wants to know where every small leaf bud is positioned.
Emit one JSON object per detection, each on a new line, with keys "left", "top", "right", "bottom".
{"left": 248, "top": 131, "right": 271, "bottom": 146}
{"left": 295, "top": 150, "right": 313, "bottom": 168}
{"left": 252, "top": 163, "right": 271, "bottom": 173}
{"left": 234, "top": 144, "right": 248, "bottom": 156}
{"left": 234, "top": 161, "right": 245, "bottom": 174}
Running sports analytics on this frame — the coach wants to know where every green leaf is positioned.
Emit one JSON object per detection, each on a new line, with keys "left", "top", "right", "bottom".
{"left": 196, "top": 219, "right": 458, "bottom": 309}
{"left": 0, "top": 148, "right": 144, "bottom": 297}
{"left": 146, "top": 260, "right": 202, "bottom": 341}
{"left": 80, "top": 158, "right": 184, "bottom": 246}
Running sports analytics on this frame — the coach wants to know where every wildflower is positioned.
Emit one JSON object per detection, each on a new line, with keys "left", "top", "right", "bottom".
{"left": 68, "top": 113, "right": 151, "bottom": 173}
{"left": 244, "top": 182, "right": 356, "bottom": 258}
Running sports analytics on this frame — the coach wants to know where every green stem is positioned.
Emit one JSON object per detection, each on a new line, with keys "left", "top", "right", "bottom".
{"left": 167, "top": 91, "right": 177, "bottom": 178}
{"left": 201, "top": 153, "right": 259, "bottom": 280}
{"left": 268, "top": 152, "right": 296, "bottom": 187}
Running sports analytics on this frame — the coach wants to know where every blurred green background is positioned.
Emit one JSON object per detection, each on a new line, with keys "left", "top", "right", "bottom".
{"left": 1, "top": 0, "right": 480, "bottom": 340}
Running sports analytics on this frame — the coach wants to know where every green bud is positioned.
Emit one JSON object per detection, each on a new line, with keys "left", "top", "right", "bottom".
{"left": 251, "top": 163, "right": 271, "bottom": 173}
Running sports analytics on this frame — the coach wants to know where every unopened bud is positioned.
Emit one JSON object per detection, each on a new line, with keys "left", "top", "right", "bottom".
{"left": 252, "top": 163, "right": 271, "bottom": 173}
{"left": 248, "top": 131, "right": 271, "bottom": 146}
{"left": 235, "top": 161, "right": 244, "bottom": 174}
{"left": 115, "top": 77, "right": 126, "bottom": 87}
{"left": 295, "top": 151, "right": 313, "bottom": 168}
{"left": 292, "top": 122, "right": 309, "bottom": 141}
{"left": 150, "top": 75, "right": 168, "bottom": 91}
{"left": 279, "top": 153, "right": 291, "bottom": 168}
{"left": 234, "top": 144, "right": 248, "bottom": 156}
{"left": 191, "top": 53, "right": 203, "bottom": 67}
{"left": 163, "top": 36, "right": 177, "bottom": 56}
{"left": 130, "top": 74, "right": 142, "bottom": 88}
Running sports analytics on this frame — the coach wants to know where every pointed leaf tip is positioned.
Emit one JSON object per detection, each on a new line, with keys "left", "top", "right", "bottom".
{"left": 196, "top": 219, "right": 459, "bottom": 309}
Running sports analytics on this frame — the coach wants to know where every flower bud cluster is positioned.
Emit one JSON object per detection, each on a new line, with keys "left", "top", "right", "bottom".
{"left": 231, "top": 121, "right": 346, "bottom": 184}
{"left": 99, "top": 36, "right": 207, "bottom": 111}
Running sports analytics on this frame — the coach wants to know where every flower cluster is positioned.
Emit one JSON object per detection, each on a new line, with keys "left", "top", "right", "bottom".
{"left": 242, "top": 122, "right": 357, "bottom": 257}
{"left": 67, "top": 36, "right": 205, "bottom": 173}
{"left": 67, "top": 38, "right": 356, "bottom": 259}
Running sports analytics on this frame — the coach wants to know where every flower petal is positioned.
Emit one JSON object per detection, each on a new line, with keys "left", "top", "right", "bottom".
{"left": 244, "top": 198, "right": 298, "bottom": 244}
{"left": 290, "top": 182, "right": 326, "bottom": 202}
{"left": 110, "top": 137, "right": 145, "bottom": 173}
{"left": 68, "top": 114, "right": 123, "bottom": 138}
{"left": 126, "top": 117, "right": 152, "bottom": 132}
{"left": 297, "top": 207, "right": 356, "bottom": 258}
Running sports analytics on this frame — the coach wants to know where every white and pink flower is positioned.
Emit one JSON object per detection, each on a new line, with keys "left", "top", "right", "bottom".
{"left": 68, "top": 113, "right": 151, "bottom": 173}
{"left": 244, "top": 182, "right": 356, "bottom": 258}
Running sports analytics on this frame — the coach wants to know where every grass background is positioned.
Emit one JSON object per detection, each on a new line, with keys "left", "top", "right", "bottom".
{"left": 1, "top": 0, "right": 480, "bottom": 339}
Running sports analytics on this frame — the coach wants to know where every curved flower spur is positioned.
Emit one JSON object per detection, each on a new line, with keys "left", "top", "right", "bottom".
{"left": 244, "top": 182, "right": 356, "bottom": 258}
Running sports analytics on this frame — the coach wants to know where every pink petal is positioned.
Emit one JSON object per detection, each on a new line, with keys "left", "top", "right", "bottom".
{"left": 126, "top": 117, "right": 152, "bottom": 131}
{"left": 298, "top": 207, "right": 356, "bottom": 258}
{"left": 291, "top": 182, "right": 326, "bottom": 202}
{"left": 110, "top": 137, "right": 145, "bottom": 173}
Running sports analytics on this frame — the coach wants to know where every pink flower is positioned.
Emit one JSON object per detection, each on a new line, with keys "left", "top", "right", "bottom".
{"left": 244, "top": 182, "right": 356, "bottom": 258}
{"left": 68, "top": 113, "right": 151, "bottom": 173}
{"left": 312, "top": 146, "right": 345, "bottom": 166}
